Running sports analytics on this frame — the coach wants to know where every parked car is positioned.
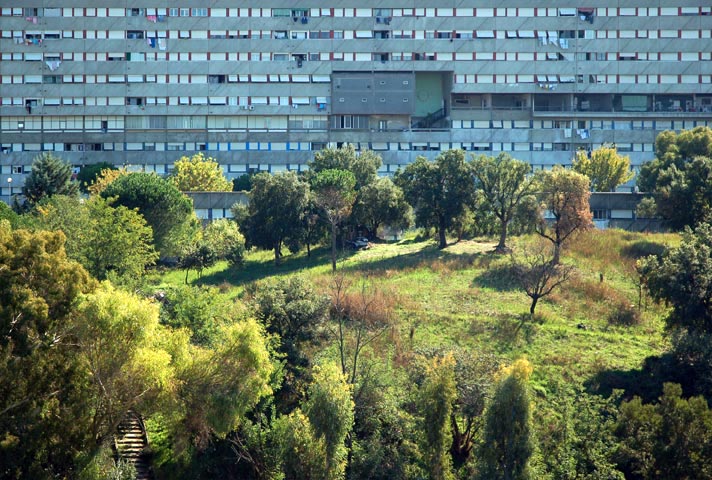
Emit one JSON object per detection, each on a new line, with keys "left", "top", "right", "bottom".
{"left": 349, "top": 237, "right": 371, "bottom": 250}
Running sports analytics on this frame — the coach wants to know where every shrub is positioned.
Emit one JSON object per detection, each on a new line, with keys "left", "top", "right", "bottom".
{"left": 607, "top": 301, "right": 641, "bottom": 327}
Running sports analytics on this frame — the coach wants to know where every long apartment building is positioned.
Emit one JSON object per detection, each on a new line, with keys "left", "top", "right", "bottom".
{"left": 1, "top": 3, "right": 712, "bottom": 200}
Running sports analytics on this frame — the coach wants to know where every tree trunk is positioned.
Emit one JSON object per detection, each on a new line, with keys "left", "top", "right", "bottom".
{"left": 184, "top": 268, "right": 189, "bottom": 284}
{"left": 495, "top": 219, "right": 510, "bottom": 253}
{"left": 552, "top": 242, "right": 561, "bottom": 265}
{"left": 438, "top": 215, "right": 448, "bottom": 249}
{"left": 306, "top": 239, "right": 311, "bottom": 258}
{"left": 530, "top": 296, "right": 539, "bottom": 316}
{"left": 274, "top": 241, "right": 282, "bottom": 266}
{"left": 331, "top": 223, "right": 337, "bottom": 272}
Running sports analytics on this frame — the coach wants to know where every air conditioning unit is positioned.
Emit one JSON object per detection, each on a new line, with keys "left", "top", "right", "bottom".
{"left": 239, "top": 105, "right": 248, "bottom": 110}
{"left": 248, "top": 105, "right": 255, "bottom": 110}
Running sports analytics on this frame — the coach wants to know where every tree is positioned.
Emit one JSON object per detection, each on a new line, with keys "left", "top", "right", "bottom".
{"left": 241, "top": 171, "right": 309, "bottom": 265}
{"left": 329, "top": 275, "right": 393, "bottom": 386}
{"left": 0, "top": 227, "right": 96, "bottom": 478}
{"left": 655, "top": 156, "right": 712, "bottom": 229}
{"left": 614, "top": 383, "right": 712, "bottom": 480}
{"left": 88, "top": 167, "right": 129, "bottom": 196}
{"left": 0, "top": 203, "right": 18, "bottom": 229}
{"left": 513, "top": 242, "right": 575, "bottom": 318}
{"left": 158, "top": 285, "right": 233, "bottom": 346}
{"left": 535, "top": 166, "right": 593, "bottom": 264}
{"left": 572, "top": 145, "right": 634, "bottom": 192}
{"left": 21, "top": 152, "right": 78, "bottom": 207}
{"left": 471, "top": 153, "right": 534, "bottom": 253}
{"left": 351, "top": 177, "right": 413, "bottom": 239}
{"left": 275, "top": 410, "right": 328, "bottom": 480}
{"left": 179, "top": 241, "right": 217, "bottom": 283}
{"left": 76, "top": 162, "right": 115, "bottom": 193}
{"left": 169, "top": 152, "right": 232, "bottom": 192}
{"left": 101, "top": 173, "right": 195, "bottom": 256}
{"left": 202, "top": 218, "right": 246, "bottom": 267}
{"left": 308, "top": 144, "right": 382, "bottom": 190}
{"left": 448, "top": 349, "right": 500, "bottom": 468}
{"left": 312, "top": 169, "right": 357, "bottom": 272}
{"left": 635, "top": 197, "right": 659, "bottom": 219}
{"left": 246, "top": 276, "right": 330, "bottom": 406}
{"left": 232, "top": 173, "right": 253, "bottom": 192}
{"left": 479, "top": 359, "right": 534, "bottom": 480}
{"left": 638, "top": 127, "right": 712, "bottom": 192}
{"left": 175, "top": 319, "right": 274, "bottom": 450}
{"left": 33, "top": 195, "right": 158, "bottom": 282}
{"left": 395, "top": 149, "right": 477, "bottom": 249}
{"left": 419, "top": 355, "right": 457, "bottom": 480}
{"left": 74, "top": 283, "right": 175, "bottom": 444}
{"left": 637, "top": 127, "right": 712, "bottom": 228}
{"left": 304, "top": 364, "right": 355, "bottom": 480}
{"left": 638, "top": 224, "right": 712, "bottom": 334}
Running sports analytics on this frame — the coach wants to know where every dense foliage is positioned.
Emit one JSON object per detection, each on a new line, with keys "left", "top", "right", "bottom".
{"left": 638, "top": 126, "right": 712, "bottom": 228}
{"left": 20, "top": 152, "right": 79, "bottom": 207}
{"left": 101, "top": 173, "right": 195, "bottom": 256}
{"left": 170, "top": 153, "right": 233, "bottom": 192}
{"left": 395, "top": 149, "right": 476, "bottom": 249}
{"left": 6, "top": 139, "right": 712, "bottom": 479}
{"left": 471, "top": 153, "right": 534, "bottom": 252}
{"left": 572, "top": 145, "right": 634, "bottom": 192}
{"left": 535, "top": 166, "right": 593, "bottom": 264}
{"left": 240, "top": 171, "right": 309, "bottom": 264}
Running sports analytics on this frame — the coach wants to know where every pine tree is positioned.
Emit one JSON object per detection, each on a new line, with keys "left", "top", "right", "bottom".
{"left": 21, "top": 152, "right": 78, "bottom": 206}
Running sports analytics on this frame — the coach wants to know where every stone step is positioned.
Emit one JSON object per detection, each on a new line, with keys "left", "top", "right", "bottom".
{"left": 115, "top": 410, "right": 153, "bottom": 480}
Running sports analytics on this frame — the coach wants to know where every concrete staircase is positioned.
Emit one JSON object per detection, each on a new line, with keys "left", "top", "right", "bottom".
{"left": 115, "top": 411, "right": 152, "bottom": 480}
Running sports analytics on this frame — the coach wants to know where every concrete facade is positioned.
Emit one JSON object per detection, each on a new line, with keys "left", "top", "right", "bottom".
{"left": 1, "top": 2, "right": 712, "bottom": 201}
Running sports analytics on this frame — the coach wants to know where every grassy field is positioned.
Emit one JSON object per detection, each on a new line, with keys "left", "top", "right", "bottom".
{"left": 151, "top": 228, "right": 677, "bottom": 405}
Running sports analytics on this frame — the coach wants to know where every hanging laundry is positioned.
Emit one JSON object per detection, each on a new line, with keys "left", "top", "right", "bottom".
{"left": 45, "top": 60, "right": 61, "bottom": 71}
{"left": 157, "top": 15, "right": 165, "bottom": 22}
{"left": 158, "top": 39, "right": 166, "bottom": 50}
{"left": 146, "top": 15, "right": 157, "bottom": 23}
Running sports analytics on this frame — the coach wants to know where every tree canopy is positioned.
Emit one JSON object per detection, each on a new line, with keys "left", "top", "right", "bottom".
{"left": 534, "top": 167, "right": 593, "bottom": 264}
{"left": 76, "top": 162, "right": 115, "bottom": 193}
{"left": 101, "top": 173, "right": 195, "bottom": 256}
{"left": 308, "top": 144, "right": 382, "bottom": 190}
{"left": 419, "top": 354, "right": 457, "bottom": 480}
{"left": 0, "top": 227, "right": 96, "bottom": 478}
{"left": 480, "top": 359, "right": 534, "bottom": 480}
{"left": 170, "top": 153, "right": 232, "bottom": 192}
{"left": 32, "top": 195, "right": 158, "bottom": 281}
{"left": 21, "top": 153, "right": 78, "bottom": 207}
{"left": 395, "top": 149, "right": 477, "bottom": 249}
{"left": 87, "top": 167, "right": 129, "bottom": 196}
{"left": 637, "top": 127, "right": 712, "bottom": 229}
{"left": 240, "top": 171, "right": 309, "bottom": 264}
{"left": 471, "top": 153, "right": 534, "bottom": 252}
{"left": 615, "top": 383, "right": 712, "bottom": 479}
{"left": 638, "top": 127, "right": 712, "bottom": 192}
{"left": 312, "top": 169, "right": 357, "bottom": 271}
{"left": 639, "top": 223, "right": 712, "bottom": 334}
{"left": 572, "top": 145, "right": 634, "bottom": 192}
{"left": 351, "top": 177, "right": 412, "bottom": 239}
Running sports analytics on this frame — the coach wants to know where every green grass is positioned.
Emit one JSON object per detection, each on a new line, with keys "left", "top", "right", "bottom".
{"left": 149, "top": 229, "right": 673, "bottom": 402}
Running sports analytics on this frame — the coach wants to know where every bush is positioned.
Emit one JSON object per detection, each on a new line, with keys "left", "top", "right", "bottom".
{"left": 607, "top": 301, "right": 641, "bottom": 327}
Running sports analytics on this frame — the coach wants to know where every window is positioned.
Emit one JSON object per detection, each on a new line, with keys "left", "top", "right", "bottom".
{"left": 192, "top": 8, "right": 208, "bottom": 17}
